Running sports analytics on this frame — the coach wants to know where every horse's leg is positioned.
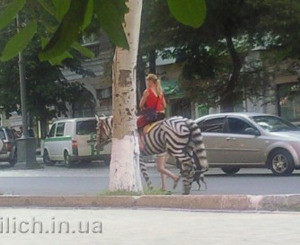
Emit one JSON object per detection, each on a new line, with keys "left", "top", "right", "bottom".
{"left": 139, "top": 155, "right": 153, "bottom": 189}
{"left": 173, "top": 152, "right": 195, "bottom": 195}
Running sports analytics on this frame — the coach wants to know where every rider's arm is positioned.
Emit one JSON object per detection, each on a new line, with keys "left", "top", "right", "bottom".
{"left": 162, "top": 93, "right": 167, "bottom": 109}
{"left": 139, "top": 90, "right": 149, "bottom": 110}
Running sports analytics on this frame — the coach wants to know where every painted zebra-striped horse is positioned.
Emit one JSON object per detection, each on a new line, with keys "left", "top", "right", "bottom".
{"left": 96, "top": 115, "right": 209, "bottom": 195}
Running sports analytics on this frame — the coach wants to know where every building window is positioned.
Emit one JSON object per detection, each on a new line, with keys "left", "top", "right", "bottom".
{"left": 73, "top": 89, "right": 96, "bottom": 118}
{"left": 96, "top": 87, "right": 112, "bottom": 99}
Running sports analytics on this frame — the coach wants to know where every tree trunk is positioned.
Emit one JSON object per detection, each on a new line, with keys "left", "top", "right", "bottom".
{"left": 40, "top": 114, "right": 48, "bottom": 139}
{"left": 109, "top": 0, "right": 143, "bottom": 192}
{"left": 220, "top": 34, "right": 242, "bottom": 112}
{"left": 136, "top": 52, "right": 146, "bottom": 106}
{"left": 149, "top": 49, "right": 156, "bottom": 74}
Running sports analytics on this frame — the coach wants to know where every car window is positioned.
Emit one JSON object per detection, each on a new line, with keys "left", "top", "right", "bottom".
{"left": 252, "top": 115, "right": 299, "bottom": 132}
{"left": 6, "top": 129, "right": 15, "bottom": 140}
{"left": 48, "top": 124, "right": 56, "bottom": 137}
{"left": 227, "top": 118, "right": 253, "bottom": 134}
{"left": 56, "top": 122, "right": 65, "bottom": 137}
{"left": 64, "top": 122, "right": 73, "bottom": 136}
{"left": 0, "top": 129, "right": 5, "bottom": 140}
{"left": 76, "top": 120, "right": 97, "bottom": 135}
{"left": 199, "top": 118, "right": 225, "bottom": 133}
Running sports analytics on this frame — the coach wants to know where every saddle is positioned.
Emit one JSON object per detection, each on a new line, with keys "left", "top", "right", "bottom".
{"left": 142, "top": 121, "right": 160, "bottom": 134}
{"left": 138, "top": 120, "right": 161, "bottom": 151}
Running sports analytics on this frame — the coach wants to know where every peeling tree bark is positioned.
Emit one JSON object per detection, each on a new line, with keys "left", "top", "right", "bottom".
{"left": 109, "top": 0, "right": 143, "bottom": 192}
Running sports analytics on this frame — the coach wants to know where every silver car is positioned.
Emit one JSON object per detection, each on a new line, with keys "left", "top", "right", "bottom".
{"left": 195, "top": 112, "right": 300, "bottom": 176}
{"left": 0, "top": 127, "right": 17, "bottom": 167}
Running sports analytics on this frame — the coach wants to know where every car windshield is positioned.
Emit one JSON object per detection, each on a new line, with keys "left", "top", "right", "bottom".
{"left": 76, "top": 120, "right": 97, "bottom": 135}
{"left": 252, "top": 116, "right": 300, "bottom": 132}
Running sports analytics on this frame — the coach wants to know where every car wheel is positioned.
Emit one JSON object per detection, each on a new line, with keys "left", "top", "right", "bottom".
{"left": 9, "top": 151, "right": 17, "bottom": 167}
{"left": 64, "top": 151, "right": 73, "bottom": 168}
{"left": 221, "top": 166, "right": 240, "bottom": 175}
{"left": 269, "top": 149, "right": 294, "bottom": 176}
{"left": 43, "top": 149, "right": 55, "bottom": 166}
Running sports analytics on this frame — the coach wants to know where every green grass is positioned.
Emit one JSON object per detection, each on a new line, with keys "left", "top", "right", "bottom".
{"left": 99, "top": 188, "right": 173, "bottom": 196}
{"left": 99, "top": 190, "right": 142, "bottom": 196}
{"left": 144, "top": 188, "right": 173, "bottom": 195}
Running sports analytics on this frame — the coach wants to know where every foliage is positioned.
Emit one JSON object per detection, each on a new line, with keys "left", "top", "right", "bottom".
{"left": 99, "top": 190, "right": 142, "bottom": 196}
{"left": 0, "top": 0, "right": 206, "bottom": 64}
{"left": 1, "top": 21, "right": 37, "bottom": 61}
{"left": 0, "top": 0, "right": 208, "bottom": 115}
{"left": 144, "top": 188, "right": 172, "bottom": 195}
{"left": 0, "top": 34, "right": 85, "bottom": 121}
{"left": 167, "top": 0, "right": 206, "bottom": 28}
{"left": 255, "top": 0, "right": 300, "bottom": 59}
{"left": 141, "top": 0, "right": 300, "bottom": 111}
{"left": 0, "top": 3, "right": 91, "bottom": 122}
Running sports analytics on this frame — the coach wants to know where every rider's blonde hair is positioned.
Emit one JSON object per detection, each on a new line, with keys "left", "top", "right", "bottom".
{"left": 146, "top": 73, "right": 163, "bottom": 97}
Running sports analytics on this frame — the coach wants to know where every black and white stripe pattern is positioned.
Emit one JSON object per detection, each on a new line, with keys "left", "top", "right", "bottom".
{"left": 96, "top": 116, "right": 209, "bottom": 194}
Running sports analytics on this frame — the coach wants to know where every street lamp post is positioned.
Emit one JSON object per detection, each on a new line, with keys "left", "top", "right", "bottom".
{"left": 16, "top": 14, "right": 40, "bottom": 169}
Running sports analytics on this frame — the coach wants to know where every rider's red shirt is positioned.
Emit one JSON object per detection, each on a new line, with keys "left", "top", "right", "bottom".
{"left": 145, "top": 89, "right": 165, "bottom": 112}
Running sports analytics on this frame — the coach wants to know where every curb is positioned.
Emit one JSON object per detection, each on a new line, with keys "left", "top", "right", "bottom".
{"left": 1, "top": 195, "right": 300, "bottom": 211}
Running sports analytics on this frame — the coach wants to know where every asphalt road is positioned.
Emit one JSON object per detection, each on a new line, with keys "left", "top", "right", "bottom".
{"left": 0, "top": 161, "right": 300, "bottom": 196}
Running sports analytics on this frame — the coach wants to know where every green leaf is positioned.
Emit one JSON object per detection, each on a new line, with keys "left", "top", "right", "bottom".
{"left": 48, "top": 51, "right": 73, "bottom": 65}
{"left": 94, "top": 0, "right": 129, "bottom": 49}
{"left": 39, "top": 0, "right": 88, "bottom": 61}
{"left": 1, "top": 21, "right": 37, "bottom": 61}
{"left": 37, "top": 0, "right": 57, "bottom": 18}
{"left": 83, "top": 0, "right": 94, "bottom": 30}
{"left": 0, "top": 0, "right": 26, "bottom": 30}
{"left": 42, "top": 37, "right": 72, "bottom": 65}
{"left": 52, "top": 0, "right": 71, "bottom": 20}
{"left": 167, "top": 0, "right": 206, "bottom": 28}
{"left": 72, "top": 42, "right": 95, "bottom": 59}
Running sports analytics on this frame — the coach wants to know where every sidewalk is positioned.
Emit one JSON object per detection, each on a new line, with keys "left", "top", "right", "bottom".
{"left": 0, "top": 207, "right": 299, "bottom": 245}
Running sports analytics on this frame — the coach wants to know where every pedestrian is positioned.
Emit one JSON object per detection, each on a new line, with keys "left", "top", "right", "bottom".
{"left": 138, "top": 73, "right": 180, "bottom": 190}
{"left": 139, "top": 73, "right": 167, "bottom": 122}
{"left": 13, "top": 126, "right": 22, "bottom": 138}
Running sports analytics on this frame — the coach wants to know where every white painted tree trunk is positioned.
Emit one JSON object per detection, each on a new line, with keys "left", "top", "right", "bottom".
{"left": 109, "top": 0, "right": 143, "bottom": 192}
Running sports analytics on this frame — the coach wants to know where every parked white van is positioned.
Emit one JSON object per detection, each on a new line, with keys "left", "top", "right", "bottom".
{"left": 43, "top": 117, "right": 111, "bottom": 167}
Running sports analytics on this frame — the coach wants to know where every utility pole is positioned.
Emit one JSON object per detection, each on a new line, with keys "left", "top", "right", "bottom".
{"left": 16, "top": 14, "right": 40, "bottom": 168}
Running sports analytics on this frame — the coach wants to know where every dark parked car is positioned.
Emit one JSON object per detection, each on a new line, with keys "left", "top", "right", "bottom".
{"left": 0, "top": 127, "right": 17, "bottom": 167}
{"left": 194, "top": 113, "right": 300, "bottom": 176}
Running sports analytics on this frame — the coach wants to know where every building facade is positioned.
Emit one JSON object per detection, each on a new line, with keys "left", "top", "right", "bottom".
{"left": 61, "top": 45, "right": 300, "bottom": 124}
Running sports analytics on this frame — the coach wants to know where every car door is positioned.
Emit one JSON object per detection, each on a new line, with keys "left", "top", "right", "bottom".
{"left": 198, "top": 116, "right": 229, "bottom": 164}
{"left": 224, "top": 116, "right": 265, "bottom": 164}
{"left": 54, "top": 122, "right": 66, "bottom": 160}
{"left": 75, "top": 119, "right": 99, "bottom": 157}
{"left": 45, "top": 123, "right": 57, "bottom": 160}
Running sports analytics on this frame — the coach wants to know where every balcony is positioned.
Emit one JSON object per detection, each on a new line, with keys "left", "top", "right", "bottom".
{"left": 62, "top": 42, "right": 112, "bottom": 81}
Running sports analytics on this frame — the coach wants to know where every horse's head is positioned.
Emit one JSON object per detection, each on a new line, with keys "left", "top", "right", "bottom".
{"left": 95, "top": 115, "right": 113, "bottom": 150}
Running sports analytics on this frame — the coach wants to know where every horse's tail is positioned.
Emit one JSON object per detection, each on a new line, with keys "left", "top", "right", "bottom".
{"left": 186, "top": 119, "right": 209, "bottom": 171}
